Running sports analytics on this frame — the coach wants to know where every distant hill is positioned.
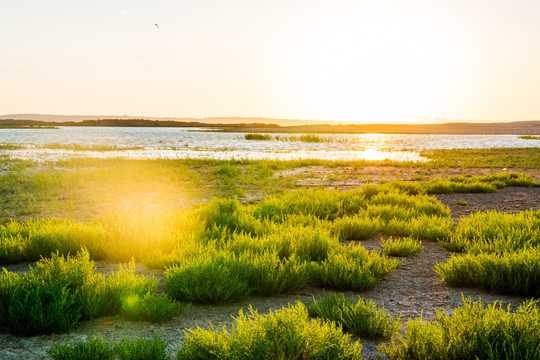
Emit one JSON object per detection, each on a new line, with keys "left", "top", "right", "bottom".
{"left": 232, "top": 121, "right": 540, "bottom": 135}
{"left": 0, "top": 114, "right": 328, "bottom": 126}
{"left": 0, "top": 114, "right": 539, "bottom": 134}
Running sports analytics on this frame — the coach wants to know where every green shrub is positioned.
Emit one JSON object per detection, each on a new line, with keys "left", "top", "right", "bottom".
{"left": 425, "top": 179, "right": 497, "bottom": 194}
{"left": 0, "top": 219, "right": 107, "bottom": 263}
{"left": 309, "top": 293, "right": 401, "bottom": 338}
{"left": 435, "top": 249, "right": 540, "bottom": 297}
{"left": 115, "top": 334, "right": 170, "bottom": 360}
{"left": 0, "top": 250, "right": 165, "bottom": 335}
{"left": 199, "top": 198, "right": 263, "bottom": 240}
{"left": 48, "top": 337, "right": 115, "bottom": 360}
{"left": 381, "top": 237, "right": 423, "bottom": 257}
{"left": 165, "top": 250, "right": 309, "bottom": 302}
{"left": 48, "top": 335, "right": 170, "bottom": 360}
{"left": 450, "top": 209, "right": 540, "bottom": 254}
{"left": 176, "top": 303, "right": 362, "bottom": 360}
{"left": 0, "top": 273, "right": 81, "bottom": 336}
{"left": 164, "top": 254, "right": 250, "bottom": 304}
{"left": 253, "top": 190, "right": 344, "bottom": 221}
{"left": 229, "top": 252, "right": 309, "bottom": 296}
{"left": 0, "top": 211, "right": 202, "bottom": 265}
{"left": 436, "top": 209, "right": 540, "bottom": 296}
{"left": 407, "top": 215, "right": 455, "bottom": 241}
{"left": 299, "top": 134, "right": 327, "bottom": 143}
{"left": 332, "top": 216, "right": 380, "bottom": 241}
{"left": 370, "top": 191, "right": 449, "bottom": 217}
{"left": 121, "top": 293, "right": 189, "bottom": 323}
{"left": 310, "top": 245, "right": 399, "bottom": 291}
{"left": 244, "top": 133, "right": 271, "bottom": 141}
{"left": 380, "top": 297, "right": 540, "bottom": 360}
{"left": 482, "top": 172, "right": 538, "bottom": 187}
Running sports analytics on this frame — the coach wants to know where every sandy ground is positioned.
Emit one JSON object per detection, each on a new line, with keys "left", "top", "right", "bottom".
{"left": 1, "top": 168, "right": 539, "bottom": 360}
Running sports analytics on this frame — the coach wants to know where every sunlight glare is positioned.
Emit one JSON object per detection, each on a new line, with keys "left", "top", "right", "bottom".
{"left": 281, "top": 4, "right": 462, "bottom": 122}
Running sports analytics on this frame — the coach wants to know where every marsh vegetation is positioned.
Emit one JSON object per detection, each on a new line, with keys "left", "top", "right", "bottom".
{"left": 0, "top": 150, "right": 538, "bottom": 359}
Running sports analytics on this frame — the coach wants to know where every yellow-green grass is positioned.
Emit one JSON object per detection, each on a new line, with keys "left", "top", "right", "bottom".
{"left": 381, "top": 237, "right": 423, "bottom": 257}
{"left": 244, "top": 133, "right": 272, "bottom": 141}
{"left": 0, "top": 250, "right": 187, "bottom": 335}
{"left": 0, "top": 153, "right": 537, "bottom": 221}
{"left": 421, "top": 148, "right": 540, "bottom": 169}
{"left": 379, "top": 297, "right": 540, "bottom": 360}
{"left": 176, "top": 302, "right": 362, "bottom": 360}
{"left": 436, "top": 209, "right": 540, "bottom": 296}
{"left": 308, "top": 292, "right": 401, "bottom": 339}
{"left": 1, "top": 174, "right": 535, "bottom": 266}
{"left": 48, "top": 334, "right": 169, "bottom": 360}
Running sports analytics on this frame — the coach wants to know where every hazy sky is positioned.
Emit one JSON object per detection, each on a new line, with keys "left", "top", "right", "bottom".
{"left": 1, "top": 0, "right": 539, "bottom": 122}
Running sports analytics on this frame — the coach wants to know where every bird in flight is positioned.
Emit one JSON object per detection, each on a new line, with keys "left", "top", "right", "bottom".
{"left": 154, "top": 23, "right": 159, "bottom": 30}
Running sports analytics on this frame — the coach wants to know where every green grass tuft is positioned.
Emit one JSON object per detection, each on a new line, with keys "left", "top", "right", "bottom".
{"left": 309, "top": 292, "right": 401, "bottom": 339}
{"left": 48, "top": 337, "right": 115, "bottom": 360}
{"left": 244, "top": 133, "right": 272, "bottom": 141}
{"left": 48, "top": 334, "right": 170, "bottom": 360}
{"left": 380, "top": 297, "right": 540, "bottom": 360}
{"left": 176, "top": 302, "right": 362, "bottom": 360}
{"left": 381, "top": 237, "right": 423, "bottom": 257}
{"left": 0, "top": 249, "right": 176, "bottom": 335}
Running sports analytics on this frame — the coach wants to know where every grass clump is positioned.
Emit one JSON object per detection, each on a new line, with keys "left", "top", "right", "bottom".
{"left": 121, "top": 293, "right": 190, "bottom": 323}
{"left": 244, "top": 133, "right": 272, "bottom": 141}
{"left": 48, "top": 337, "right": 115, "bottom": 360}
{"left": 48, "top": 334, "right": 170, "bottom": 360}
{"left": 165, "top": 253, "right": 250, "bottom": 304}
{"left": 299, "top": 134, "right": 327, "bottom": 142}
{"left": 176, "top": 302, "right": 362, "bottom": 360}
{"left": 442, "top": 209, "right": 540, "bottom": 254}
{"left": 309, "top": 293, "right": 400, "bottom": 339}
{"left": 380, "top": 297, "right": 540, "bottom": 360}
{"left": 0, "top": 249, "right": 182, "bottom": 335}
{"left": 423, "top": 148, "right": 540, "bottom": 168}
{"left": 310, "top": 245, "right": 400, "bottom": 291}
{"left": 381, "top": 237, "right": 423, "bottom": 257}
{"left": 436, "top": 209, "right": 540, "bottom": 296}
{"left": 435, "top": 249, "right": 540, "bottom": 297}
{"left": 165, "top": 250, "right": 310, "bottom": 303}
{"left": 115, "top": 335, "right": 170, "bottom": 360}
{"left": 332, "top": 216, "right": 380, "bottom": 241}
{"left": 0, "top": 218, "right": 108, "bottom": 264}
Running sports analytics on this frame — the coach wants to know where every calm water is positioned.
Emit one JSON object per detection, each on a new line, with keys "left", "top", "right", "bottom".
{"left": 1, "top": 127, "right": 538, "bottom": 162}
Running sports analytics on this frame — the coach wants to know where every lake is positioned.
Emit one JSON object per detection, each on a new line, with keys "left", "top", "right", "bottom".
{"left": 1, "top": 127, "right": 538, "bottom": 162}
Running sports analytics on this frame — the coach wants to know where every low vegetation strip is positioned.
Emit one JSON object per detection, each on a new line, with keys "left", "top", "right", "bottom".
{"left": 0, "top": 250, "right": 187, "bottom": 335}
{"left": 176, "top": 302, "right": 363, "bottom": 360}
{"left": 435, "top": 249, "right": 540, "bottom": 297}
{"left": 308, "top": 293, "right": 401, "bottom": 339}
{"left": 48, "top": 334, "right": 169, "bottom": 360}
{"left": 243, "top": 133, "right": 332, "bottom": 142}
{"left": 422, "top": 148, "right": 540, "bottom": 168}
{"left": 379, "top": 297, "right": 540, "bottom": 360}
{"left": 0, "top": 173, "right": 537, "bottom": 306}
{"left": 436, "top": 209, "right": 540, "bottom": 296}
{"left": 381, "top": 237, "right": 423, "bottom": 257}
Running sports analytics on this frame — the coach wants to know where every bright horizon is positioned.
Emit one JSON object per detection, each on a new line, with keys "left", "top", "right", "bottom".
{"left": 1, "top": 1, "right": 540, "bottom": 123}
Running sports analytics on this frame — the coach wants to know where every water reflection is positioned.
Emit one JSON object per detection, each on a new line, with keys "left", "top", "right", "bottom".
{"left": 0, "top": 127, "right": 537, "bottom": 162}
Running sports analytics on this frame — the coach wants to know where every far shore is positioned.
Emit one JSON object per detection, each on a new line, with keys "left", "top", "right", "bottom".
{"left": 0, "top": 119, "right": 539, "bottom": 135}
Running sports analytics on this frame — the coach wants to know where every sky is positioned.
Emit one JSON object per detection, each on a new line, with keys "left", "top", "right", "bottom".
{"left": 1, "top": 0, "right": 539, "bottom": 123}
